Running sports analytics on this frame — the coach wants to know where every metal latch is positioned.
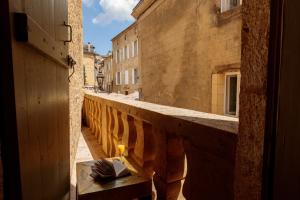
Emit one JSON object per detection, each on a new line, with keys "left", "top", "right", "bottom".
{"left": 67, "top": 55, "right": 76, "bottom": 82}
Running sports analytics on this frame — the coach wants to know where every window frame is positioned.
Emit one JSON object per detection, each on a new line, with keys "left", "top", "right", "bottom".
{"left": 116, "top": 71, "right": 121, "bottom": 85}
{"left": 221, "top": 0, "right": 242, "bottom": 13}
{"left": 224, "top": 72, "right": 240, "bottom": 117}
{"left": 124, "top": 70, "right": 129, "bottom": 85}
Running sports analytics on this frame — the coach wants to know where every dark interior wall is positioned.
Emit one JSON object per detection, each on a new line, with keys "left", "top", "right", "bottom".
{"left": 234, "top": 0, "right": 270, "bottom": 199}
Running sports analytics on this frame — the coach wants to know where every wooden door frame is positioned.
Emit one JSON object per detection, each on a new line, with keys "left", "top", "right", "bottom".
{"left": 0, "top": 0, "right": 23, "bottom": 199}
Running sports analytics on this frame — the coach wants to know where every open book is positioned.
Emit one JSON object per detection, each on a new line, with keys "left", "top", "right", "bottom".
{"left": 90, "top": 159, "right": 130, "bottom": 180}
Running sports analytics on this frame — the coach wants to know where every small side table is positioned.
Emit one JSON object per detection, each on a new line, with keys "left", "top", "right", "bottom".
{"left": 76, "top": 158, "right": 152, "bottom": 200}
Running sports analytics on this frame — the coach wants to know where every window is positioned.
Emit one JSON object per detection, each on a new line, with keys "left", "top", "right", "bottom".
{"left": 131, "top": 42, "right": 134, "bottom": 57}
{"left": 132, "top": 68, "right": 138, "bottom": 84}
{"left": 225, "top": 73, "right": 240, "bottom": 116}
{"left": 117, "top": 49, "right": 120, "bottom": 63}
{"left": 123, "top": 47, "right": 125, "bottom": 61}
{"left": 134, "top": 40, "right": 138, "bottom": 57}
{"left": 127, "top": 45, "right": 130, "bottom": 59}
{"left": 125, "top": 70, "right": 129, "bottom": 85}
{"left": 221, "top": 0, "right": 242, "bottom": 12}
{"left": 124, "top": 46, "right": 128, "bottom": 60}
{"left": 116, "top": 72, "right": 121, "bottom": 85}
{"left": 119, "top": 49, "right": 123, "bottom": 62}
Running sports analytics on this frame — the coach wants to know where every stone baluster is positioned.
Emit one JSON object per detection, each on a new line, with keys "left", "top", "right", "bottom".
{"left": 82, "top": 99, "right": 87, "bottom": 125}
{"left": 121, "top": 113, "right": 137, "bottom": 157}
{"left": 132, "top": 119, "right": 155, "bottom": 174}
{"left": 96, "top": 102, "right": 102, "bottom": 144}
{"left": 87, "top": 99, "right": 91, "bottom": 127}
{"left": 92, "top": 101, "right": 97, "bottom": 135}
{"left": 91, "top": 101, "right": 96, "bottom": 134}
{"left": 153, "top": 128, "right": 185, "bottom": 200}
{"left": 99, "top": 103, "right": 107, "bottom": 145}
{"left": 90, "top": 100, "right": 95, "bottom": 133}
{"left": 94, "top": 101, "right": 101, "bottom": 139}
{"left": 84, "top": 99, "right": 89, "bottom": 127}
{"left": 112, "top": 109, "right": 124, "bottom": 157}
{"left": 102, "top": 106, "right": 114, "bottom": 156}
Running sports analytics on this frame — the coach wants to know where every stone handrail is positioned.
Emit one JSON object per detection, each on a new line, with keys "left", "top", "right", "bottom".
{"left": 82, "top": 91, "right": 238, "bottom": 200}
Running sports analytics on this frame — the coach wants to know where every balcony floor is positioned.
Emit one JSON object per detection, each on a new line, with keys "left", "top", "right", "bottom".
{"left": 70, "top": 127, "right": 107, "bottom": 200}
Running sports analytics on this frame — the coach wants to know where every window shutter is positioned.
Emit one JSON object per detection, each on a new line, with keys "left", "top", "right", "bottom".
{"left": 136, "top": 40, "right": 139, "bottom": 56}
{"left": 120, "top": 71, "right": 122, "bottom": 85}
{"left": 125, "top": 70, "right": 129, "bottom": 85}
{"left": 115, "top": 73, "right": 118, "bottom": 85}
{"left": 127, "top": 46, "right": 130, "bottom": 59}
{"left": 132, "top": 68, "right": 135, "bottom": 84}
{"left": 132, "top": 42, "right": 135, "bottom": 57}
{"left": 123, "top": 47, "right": 125, "bottom": 60}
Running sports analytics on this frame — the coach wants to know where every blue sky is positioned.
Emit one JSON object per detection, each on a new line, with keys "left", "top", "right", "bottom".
{"left": 82, "top": 0, "right": 139, "bottom": 55}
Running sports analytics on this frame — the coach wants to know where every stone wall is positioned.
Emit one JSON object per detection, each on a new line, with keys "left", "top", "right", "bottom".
{"left": 68, "top": 0, "right": 84, "bottom": 172}
{"left": 137, "top": 0, "right": 241, "bottom": 113}
{"left": 234, "top": 0, "right": 270, "bottom": 199}
{"left": 83, "top": 53, "right": 96, "bottom": 87}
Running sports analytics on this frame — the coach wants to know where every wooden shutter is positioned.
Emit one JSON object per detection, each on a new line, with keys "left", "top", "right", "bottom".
{"left": 132, "top": 68, "right": 135, "bottom": 84}
{"left": 127, "top": 45, "right": 130, "bottom": 59}
{"left": 125, "top": 70, "right": 129, "bottom": 85}
{"left": 132, "top": 42, "right": 135, "bottom": 57}
{"left": 15, "top": 0, "right": 69, "bottom": 67}
{"left": 136, "top": 40, "right": 139, "bottom": 56}
{"left": 116, "top": 73, "right": 118, "bottom": 85}
{"left": 123, "top": 47, "right": 125, "bottom": 60}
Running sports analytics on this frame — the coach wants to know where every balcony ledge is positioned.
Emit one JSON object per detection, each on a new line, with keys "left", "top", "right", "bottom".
{"left": 84, "top": 90, "right": 238, "bottom": 135}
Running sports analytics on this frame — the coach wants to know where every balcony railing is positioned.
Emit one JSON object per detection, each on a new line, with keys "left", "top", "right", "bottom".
{"left": 82, "top": 91, "right": 238, "bottom": 200}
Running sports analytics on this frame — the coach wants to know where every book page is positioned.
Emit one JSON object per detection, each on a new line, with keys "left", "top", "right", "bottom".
{"left": 112, "top": 160, "right": 130, "bottom": 177}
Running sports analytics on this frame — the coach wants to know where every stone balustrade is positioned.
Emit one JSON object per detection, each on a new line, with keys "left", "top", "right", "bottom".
{"left": 82, "top": 91, "right": 238, "bottom": 200}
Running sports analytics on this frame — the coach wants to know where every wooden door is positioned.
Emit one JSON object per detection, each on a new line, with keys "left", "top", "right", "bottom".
{"left": 263, "top": 0, "right": 300, "bottom": 199}
{"left": 272, "top": 0, "right": 300, "bottom": 199}
{"left": 8, "top": 0, "right": 71, "bottom": 199}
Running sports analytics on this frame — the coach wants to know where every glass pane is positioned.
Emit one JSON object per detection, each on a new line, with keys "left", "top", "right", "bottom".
{"left": 229, "top": 76, "right": 237, "bottom": 113}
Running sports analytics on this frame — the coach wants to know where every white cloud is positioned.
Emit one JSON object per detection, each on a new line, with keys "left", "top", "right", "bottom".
{"left": 83, "top": 0, "right": 94, "bottom": 7}
{"left": 92, "top": 0, "right": 139, "bottom": 25}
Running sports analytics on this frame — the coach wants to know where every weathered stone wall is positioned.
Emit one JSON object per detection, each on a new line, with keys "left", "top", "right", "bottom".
{"left": 112, "top": 23, "right": 141, "bottom": 94}
{"left": 68, "top": 0, "right": 83, "bottom": 172}
{"left": 138, "top": 0, "right": 241, "bottom": 113}
{"left": 234, "top": 0, "right": 270, "bottom": 199}
{"left": 83, "top": 53, "right": 96, "bottom": 87}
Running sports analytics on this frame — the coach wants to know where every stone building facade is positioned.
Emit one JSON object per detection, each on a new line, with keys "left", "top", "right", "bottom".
{"left": 102, "top": 53, "right": 113, "bottom": 92}
{"left": 111, "top": 22, "right": 141, "bottom": 95}
{"left": 132, "top": 0, "right": 242, "bottom": 116}
{"left": 83, "top": 43, "right": 102, "bottom": 88}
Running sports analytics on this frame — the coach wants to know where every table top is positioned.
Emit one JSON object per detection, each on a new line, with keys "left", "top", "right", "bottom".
{"left": 76, "top": 157, "right": 152, "bottom": 200}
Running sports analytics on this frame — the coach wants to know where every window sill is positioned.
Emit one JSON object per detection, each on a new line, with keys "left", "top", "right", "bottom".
{"left": 216, "top": 5, "right": 241, "bottom": 26}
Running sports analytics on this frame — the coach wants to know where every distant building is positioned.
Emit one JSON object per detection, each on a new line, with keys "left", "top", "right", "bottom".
{"left": 111, "top": 22, "right": 140, "bottom": 95}
{"left": 83, "top": 43, "right": 103, "bottom": 89}
{"left": 132, "top": 0, "right": 242, "bottom": 116}
{"left": 102, "top": 53, "right": 113, "bottom": 92}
